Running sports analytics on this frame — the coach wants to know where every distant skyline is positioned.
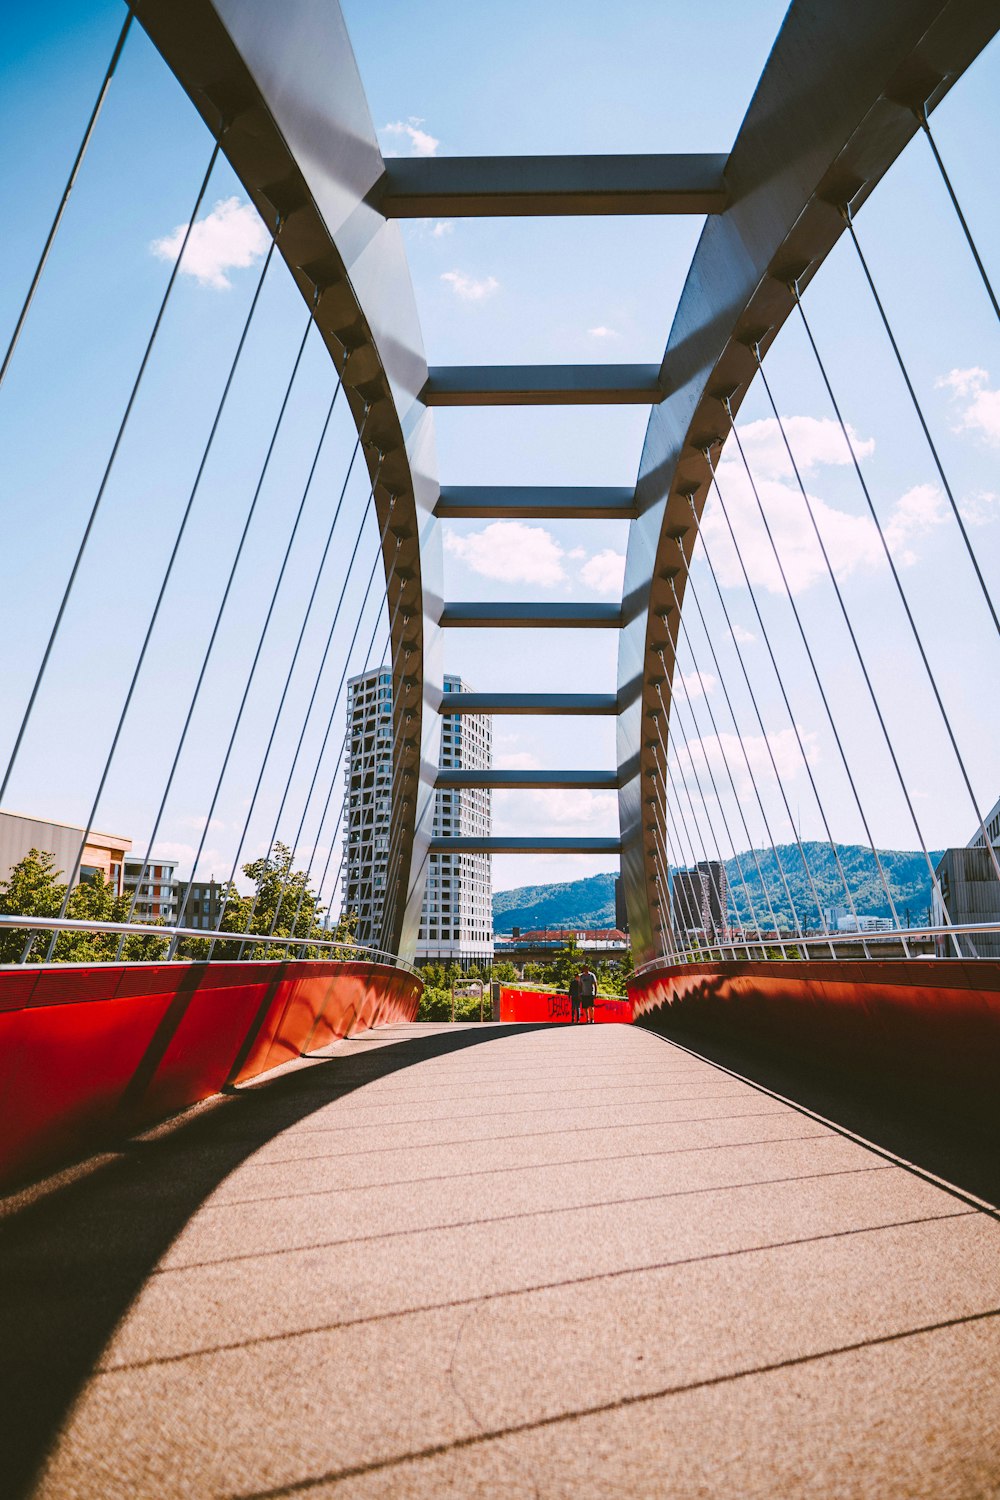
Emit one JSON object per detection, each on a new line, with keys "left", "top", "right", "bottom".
{"left": 1, "top": 3, "right": 998, "bottom": 899}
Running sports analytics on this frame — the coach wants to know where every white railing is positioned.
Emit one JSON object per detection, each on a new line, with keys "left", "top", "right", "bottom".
{"left": 635, "top": 919, "right": 1000, "bottom": 976}
{"left": 0, "top": 914, "right": 418, "bottom": 976}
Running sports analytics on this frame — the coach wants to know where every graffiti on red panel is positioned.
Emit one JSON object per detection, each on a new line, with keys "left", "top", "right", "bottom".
{"left": 499, "top": 987, "right": 633, "bottom": 1025}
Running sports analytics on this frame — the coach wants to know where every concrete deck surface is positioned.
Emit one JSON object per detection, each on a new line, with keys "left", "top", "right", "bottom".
{"left": 2, "top": 1020, "right": 999, "bottom": 1498}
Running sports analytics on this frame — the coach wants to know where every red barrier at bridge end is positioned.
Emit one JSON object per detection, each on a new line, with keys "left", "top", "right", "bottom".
{"left": 499, "top": 986, "right": 633, "bottom": 1025}
{"left": 0, "top": 959, "right": 420, "bottom": 1193}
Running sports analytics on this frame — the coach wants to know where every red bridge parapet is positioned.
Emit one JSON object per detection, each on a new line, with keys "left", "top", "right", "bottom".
{"left": 0, "top": 960, "right": 420, "bottom": 1192}
{"left": 628, "top": 958, "right": 1000, "bottom": 1144}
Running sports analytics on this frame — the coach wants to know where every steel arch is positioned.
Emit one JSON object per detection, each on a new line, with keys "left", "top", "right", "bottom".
{"left": 137, "top": 0, "right": 443, "bottom": 961}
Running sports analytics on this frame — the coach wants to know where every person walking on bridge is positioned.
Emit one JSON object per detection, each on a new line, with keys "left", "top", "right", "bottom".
{"left": 579, "top": 964, "right": 598, "bottom": 1023}
{"left": 568, "top": 970, "right": 582, "bottom": 1024}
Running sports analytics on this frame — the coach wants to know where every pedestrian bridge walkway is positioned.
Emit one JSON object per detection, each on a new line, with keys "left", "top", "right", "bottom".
{"left": 3, "top": 1020, "right": 998, "bottom": 1498}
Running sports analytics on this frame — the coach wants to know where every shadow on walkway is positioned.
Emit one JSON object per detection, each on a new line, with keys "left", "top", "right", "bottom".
{"left": 0, "top": 1023, "right": 540, "bottom": 1500}
{"left": 641, "top": 1019, "right": 1000, "bottom": 1211}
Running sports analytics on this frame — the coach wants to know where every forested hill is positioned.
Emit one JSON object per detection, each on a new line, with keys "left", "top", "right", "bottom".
{"left": 492, "top": 872, "right": 616, "bottom": 931}
{"left": 724, "top": 842, "right": 942, "bottom": 928}
{"left": 491, "top": 845, "right": 942, "bottom": 932}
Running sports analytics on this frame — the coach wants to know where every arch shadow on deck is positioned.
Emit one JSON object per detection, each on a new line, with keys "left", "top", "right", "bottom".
{"left": 0, "top": 1022, "right": 540, "bottom": 1499}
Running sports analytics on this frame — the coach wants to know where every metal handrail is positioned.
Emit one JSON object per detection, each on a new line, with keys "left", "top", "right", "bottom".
{"left": 634, "top": 918, "right": 1000, "bottom": 976}
{"left": 0, "top": 914, "right": 418, "bottom": 976}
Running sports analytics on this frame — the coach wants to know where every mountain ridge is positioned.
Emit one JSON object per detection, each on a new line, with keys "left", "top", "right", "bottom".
{"left": 492, "top": 843, "right": 943, "bottom": 932}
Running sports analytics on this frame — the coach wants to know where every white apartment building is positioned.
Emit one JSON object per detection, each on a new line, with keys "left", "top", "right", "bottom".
{"left": 418, "top": 676, "right": 493, "bottom": 966}
{"left": 342, "top": 668, "right": 395, "bottom": 944}
{"left": 342, "top": 669, "right": 493, "bottom": 964}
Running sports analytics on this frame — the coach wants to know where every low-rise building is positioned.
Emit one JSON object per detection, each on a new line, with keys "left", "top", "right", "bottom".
{"left": 671, "top": 861, "right": 729, "bottom": 942}
{"left": 178, "top": 879, "right": 222, "bottom": 931}
{"left": 123, "top": 856, "right": 179, "bottom": 922}
{"left": 932, "top": 793, "right": 1000, "bottom": 957}
{"left": 0, "top": 809, "right": 131, "bottom": 895}
{"left": 496, "top": 927, "right": 628, "bottom": 951}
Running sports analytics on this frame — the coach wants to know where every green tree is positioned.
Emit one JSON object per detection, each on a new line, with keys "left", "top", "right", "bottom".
{"left": 197, "top": 842, "right": 329, "bottom": 961}
{"left": 0, "top": 850, "right": 168, "bottom": 964}
{"left": 541, "top": 939, "right": 582, "bottom": 990}
{"left": 58, "top": 870, "right": 168, "bottom": 963}
{"left": 0, "top": 849, "right": 66, "bottom": 963}
{"left": 418, "top": 985, "right": 452, "bottom": 1021}
{"left": 595, "top": 947, "right": 634, "bottom": 997}
{"left": 492, "top": 960, "right": 517, "bottom": 983}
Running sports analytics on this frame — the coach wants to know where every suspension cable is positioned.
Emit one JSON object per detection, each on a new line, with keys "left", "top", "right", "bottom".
{"left": 844, "top": 207, "right": 1000, "bottom": 642}
{"left": 665, "top": 580, "right": 789, "bottom": 956}
{"left": 1, "top": 136, "right": 221, "bottom": 815}
{"left": 643, "top": 772, "right": 680, "bottom": 953}
{"left": 0, "top": 7, "right": 135, "bottom": 394}
{"left": 376, "top": 707, "right": 420, "bottom": 953}
{"left": 43, "top": 232, "right": 279, "bottom": 963}
{"left": 652, "top": 814, "right": 682, "bottom": 960}
{"left": 316, "top": 632, "right": 396, "bottom": 924}
{"left": 916, "top": 106, "right": 1000, "bottom": 326}
{"left": 268, "top": 530, "right": 403, "bottom": 939}
{"left": 793, "top": 282, "right": 1000, "bottom": 932}
{"left": 653, "top": 649, "right": 766, "bottom": 957}
{"left": 735, "top": 365, "right": 911, "bottom": 953}
{"left": 788, "top": 289, "right": 973, "bottom": 952}
{"left": 291, "top": 584, "right": 406, "bottom": 946}
{"left": 230, "top": 471, "right": 390, "bottom": 946}
{"left": 118, "top": 316, "right": 336, "bottom": 958}
{"left": 677, "top": 560, "right": 806, "bottom": 945}
{"left": 162, "top": 306, "right": 318, "bottom": 955}
{"left": 694, "top": 489, "right": 839, "bottom": 956}
{"left": 651, "top": 738, "right": 707, "bottom": 954}
{"left": 206, "top": 415, "right": 371, "bottom": 946}
{"left": 649, "top": 698, "right": 739, "bottom": 958}
{"left": 661, "top": 780, "right": 709, "bottom": 961}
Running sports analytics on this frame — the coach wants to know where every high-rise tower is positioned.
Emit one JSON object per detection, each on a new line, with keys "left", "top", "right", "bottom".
{"left": 343, "top": 670, "right": 493, "bottom": 963}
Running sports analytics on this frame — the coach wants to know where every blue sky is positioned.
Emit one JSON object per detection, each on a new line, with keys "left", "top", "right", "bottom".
{"left": 1, "top": 2, "right": 999, "bottom": 906}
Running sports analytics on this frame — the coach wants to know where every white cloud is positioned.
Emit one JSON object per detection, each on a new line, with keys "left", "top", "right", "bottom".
{"left": 493, "top": 788, "right": 617, "bottom": 834}
{"left": 494, "top": 750, "right": 542, "bottom": 770}
{"left": 439, "top": 532, "right": 650, "bottom": 599}
{"left": 937, "top": 366, "right": 1000, "bottom": 445}
{"left": 430, "top": 220, "right": 454, "bottom": 237}
{"left": 882, "top": 483, "right": 948, "bottom": 565}
{"left": 588, "top": 325, "right": 619, "bottom": 339}
{"left": 704, "top": 448, "right": 947, "bottom": 595}
{"left": 580, "top": 548, "right": 626, "bottom": 596}
{"left": 150, "top": 196, "right": 268, "bottom": 290}
{"left": 731, "top": 623, "right": 756, "bottom": 644}
{"left": 444, "top": 521, "right": 566, "bottom": 586}
{"left": 960, "top": 489, "right": 1000, "bottom": 526}
{"left": 381, "top": 117, "right": 439, "bottom": 157}
{"left": 685, "top": 726, "right": 819, "bottom": 800}
{"left": 734, "top": 415, "right": 875, "bottom": 479}
{"left": 153, "top": 841, "right": 226, "bottom": 876}
{"left": 679, "top": 669, "right": 717, "bottom": 701}
{"left": 441, "top": 270, "right": 500, "bottom": 301}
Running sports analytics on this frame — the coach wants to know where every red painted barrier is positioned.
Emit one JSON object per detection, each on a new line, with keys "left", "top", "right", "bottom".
{"left": 499, "top": 986, "right": 633, "bottom": 1025}
{"left": 0, "top": 959, "right": 420, "bottom": 1192}
{"left": 628, "top": 958, "right": 1000, "bottom": 1127}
